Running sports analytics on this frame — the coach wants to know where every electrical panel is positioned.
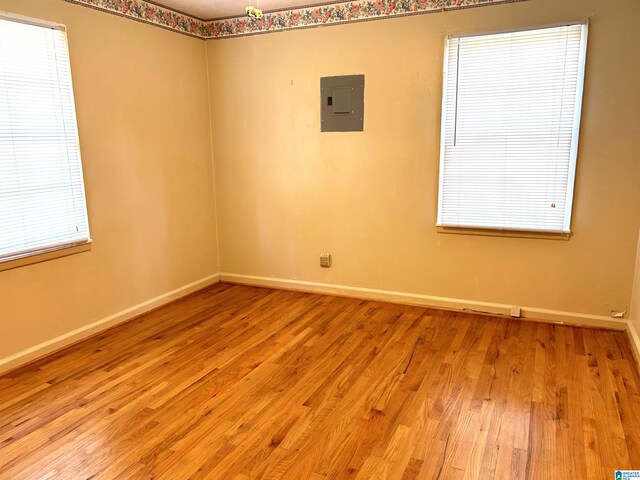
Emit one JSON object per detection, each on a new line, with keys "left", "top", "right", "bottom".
{"left": 320, "top": 75, "right": 364, "bottom": 132}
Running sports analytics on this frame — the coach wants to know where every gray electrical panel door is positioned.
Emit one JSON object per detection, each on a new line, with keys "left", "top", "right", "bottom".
{"left": 320, "top": 75, "right": 364, "bottom": 132}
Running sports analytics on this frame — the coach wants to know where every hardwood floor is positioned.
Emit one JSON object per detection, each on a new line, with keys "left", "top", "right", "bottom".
{"left": 1, "top": 283, "right": 639, "bottom": 479}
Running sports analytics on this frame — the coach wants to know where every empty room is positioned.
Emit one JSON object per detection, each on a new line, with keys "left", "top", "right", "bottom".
{"left": 1, "top": 0, "right": 639, "bottom": 478}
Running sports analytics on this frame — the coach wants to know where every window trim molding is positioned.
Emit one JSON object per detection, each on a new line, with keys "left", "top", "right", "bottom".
{"left": 0, "top": 11, "right": 65, "bottom": 31}
{"left": 563, "top": 21, "right": 589, "bottom": 232}
{"left": 436, "top": 226, "right": 571, "bottom": 241}
{"left": 442, "top": 19, "right": 591, "bottom": 41}
{"left": 436, "top": 20, "right": 590, "bottom": 236}
{"left": 0, "top": 240, "right": 92, "bottom": 272}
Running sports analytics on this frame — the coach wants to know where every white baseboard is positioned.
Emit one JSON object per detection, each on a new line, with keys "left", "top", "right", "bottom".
{"left": 627, "top": 321, "right": 640, "bottom": 365}
{"left": 2, "top": 271, "right": 627, "bottom": 376}
{"left": 0, "top": 273, "right": 220, "bottom": 375}
{"left": 220, "top": 272, "right": 626, "bottom": 331}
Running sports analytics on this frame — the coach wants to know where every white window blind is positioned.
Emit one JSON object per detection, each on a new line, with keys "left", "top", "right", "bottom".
{"left": 437, "top": 24, "right": 588, "bottom": 233}
{"left": 0, "top": 15, "right": 89, "bottom": 262}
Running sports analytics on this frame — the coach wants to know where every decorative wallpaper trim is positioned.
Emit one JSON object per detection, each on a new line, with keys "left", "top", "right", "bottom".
{"left": 63, "top": 0, "right": 527, "bottom": 39}
{"left": 209, "top": 0, "right": 525, "bottom": 38}
{"left": 63, "top": 0, "right": 208, "bottom": 37}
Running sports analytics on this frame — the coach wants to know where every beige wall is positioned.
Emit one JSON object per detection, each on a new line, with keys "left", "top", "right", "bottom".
{"left": 0, "top": 0, "right": 219, "bottom": 361}
{"left": 207, "top": 0, "right": 640, "bottom": 317}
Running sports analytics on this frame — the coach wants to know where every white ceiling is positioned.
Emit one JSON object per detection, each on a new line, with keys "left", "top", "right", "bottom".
{"left": 156, "top": 0, "right": 321, "bottom": 19}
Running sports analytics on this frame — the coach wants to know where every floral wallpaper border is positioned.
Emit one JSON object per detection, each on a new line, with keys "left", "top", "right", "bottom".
{"left": 63, "top": 0, "right": 527, "bottom": 39}
{"left": 63, "top": 0, "right": 208, "bottom": 37}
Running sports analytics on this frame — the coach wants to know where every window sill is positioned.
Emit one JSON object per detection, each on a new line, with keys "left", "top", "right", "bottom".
{"left": 436, "top": 226, "right": 571, "bottom": 241}
{"left": 0, "top": 240, "right": 92, "bottom": 272}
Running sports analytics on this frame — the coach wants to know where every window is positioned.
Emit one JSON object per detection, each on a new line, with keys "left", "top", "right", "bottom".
{"left": 0, "top": 15, "right": 90, "bottom": 263}
{"left": 437, "top": 24, "right": 588, "bottom": 234}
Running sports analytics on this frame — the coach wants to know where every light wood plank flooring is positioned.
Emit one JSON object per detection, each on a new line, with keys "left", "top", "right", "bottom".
{"left": 1, "top": 283, "right": 639, "bottom": 479}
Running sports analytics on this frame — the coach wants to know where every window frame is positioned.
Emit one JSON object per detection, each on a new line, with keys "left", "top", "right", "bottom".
{"left": 0, "top": 13, "right": 92, "bottom": 270}
{"left": 435, "top": 21, "right": 590, "bottom": 238}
